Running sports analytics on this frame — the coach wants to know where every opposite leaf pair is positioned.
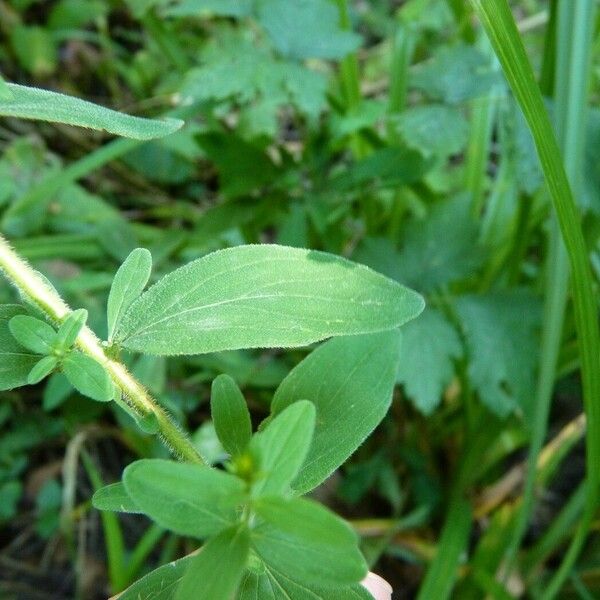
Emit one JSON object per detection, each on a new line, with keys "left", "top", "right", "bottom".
{"left": 8, "top": 309, "right": 113, "bottom": 401}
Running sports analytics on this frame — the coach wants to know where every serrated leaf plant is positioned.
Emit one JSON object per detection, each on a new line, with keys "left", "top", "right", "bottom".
{"left": 0, "top": 86, "right": 424, "bottom": 597}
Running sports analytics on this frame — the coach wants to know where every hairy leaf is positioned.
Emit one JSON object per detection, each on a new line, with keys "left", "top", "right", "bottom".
{"left": 250, "top": 401, "right": 315, "bottom": 496}
{"left": 252, "top": 497, "right": 367, "bottom": 587}
{"left": 0, "top": 306, "right": 43, "bottom": 390}
{"left": 55, "top": 309, "right": 87, "bottom": 351}
{"left": 115, "top": 245, "right": 423, "bottom": 355}
{"left": 92, "top": 482, "right": 142, "bottom": 513}
{"left": 62, "top": 353, "right": 113, "bottom": 402}
{"left": 27, "top": 355, "right": 58, "bottom": 385}
{"left": 118, "top": 554, "right": 195, "bottom": 600}
{"left": 107, "top": 248, "right": 152, "bottom": 342}
{"left": 0, "top": 84, "right": 182, "bottom": 140}
{"left": 272, "top": 331, "right": 402, "bottom": 494}
{"left": 9, "top": 315, "right": 57, "bottom": 355}
{"left": 211, "top": 374, "right": 252, "bottom": 457}
{"left": 175, "top": 526, "right": 250, "bottom": 600}
{"left": 123, "top": 459, "right": 246, "bottom": 538}
{"left": 238, "top": 568, "right": 373, "bottom": 600}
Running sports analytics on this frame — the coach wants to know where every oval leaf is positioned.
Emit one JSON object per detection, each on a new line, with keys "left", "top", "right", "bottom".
{"left": 1, "top": 83, "right": 183, "bottom": 140}
{"left": 249, "top": 401, "right": 316, "bottom": 497}
{"left": 0, "top": 305, "right": 41, "bottom": 390}
{"left": 115, "top": 245, "right": 424, "bottom": 355}
{"left": 55, "top": 309, "right": 88, "bottom": 351}
{"left": 107, "top": 248, "right": 153, "bottom": 341}
{"left": 118, "top": 554, "right": 195, "bottom": 600}
{"left": 9, "top": 314, "right": 57, "bottom": 354}
{"left": 92, "top": 482, "right": 142, "bottom": 514}
{"left": 123, "top": 459, "right": 246, "bottom": 538}
{"left": 239, "top": 568, "right": 373, "bottom": 600}
{"left": 251, "top": 497, "right": 367, "bottom": 587}
{"left": 27, "top": 355, "right": 58, "bottom": 384}
{"left": 272, "top": 330, "right": 402, "bottom": 494}
{"left": 211, "top": 374, "right": 252, "bottom": 457}
{"left": 175, "top": 526, "right": 250, "bottom": 600}
{"left": 62, "top": 352, "right": 113, "bottom": 402}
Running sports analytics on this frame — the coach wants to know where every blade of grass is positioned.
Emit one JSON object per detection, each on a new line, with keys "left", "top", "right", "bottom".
{"left": 504, "top": 0, "right": 595, "bottom": 579}
{"left": 388, "top": 24, "right": 415, "bottom": 115}
{"left": 538, "top": 0, "right": 558, "bottom": 95}
{"left": 81, "top": 450, "right": 127, "bottom": 593}
{"left": 469, "top": 2, "right": 600, "bottom": 597}
{"left": 416, "top": 496, "right": 472, "bottom": 600}
{"left": 122, "top": 524, "right": 165, "bottom": 586}
{"left": 445, "top": 0, "right": 476, "bottom": 43}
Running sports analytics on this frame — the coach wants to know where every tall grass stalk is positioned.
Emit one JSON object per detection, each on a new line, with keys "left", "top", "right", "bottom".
{"left": 505, "top": 0, "right": 595, "bottom": 576}
{"left": 469, "top": 2, "right": 600, "bottom": 597}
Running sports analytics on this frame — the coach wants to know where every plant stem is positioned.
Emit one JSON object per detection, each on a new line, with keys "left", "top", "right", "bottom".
{"left": 0, "top": 234, "right": 204, "bottom": 465}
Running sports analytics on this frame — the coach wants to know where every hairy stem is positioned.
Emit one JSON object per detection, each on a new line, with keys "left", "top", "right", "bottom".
{"left": 0, "top": 234, "right": 204, "bottom": 465}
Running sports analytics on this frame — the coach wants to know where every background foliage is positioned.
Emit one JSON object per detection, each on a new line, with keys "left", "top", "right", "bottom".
{"left": 1, "top": 0, "right": 599, "bottom": 598}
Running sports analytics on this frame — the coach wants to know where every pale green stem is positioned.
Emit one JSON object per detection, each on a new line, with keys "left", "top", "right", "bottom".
{"left": 0, "top": 234, "right": 204, "bottom": 464}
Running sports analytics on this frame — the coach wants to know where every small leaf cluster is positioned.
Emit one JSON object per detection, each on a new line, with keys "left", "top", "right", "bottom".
{"left": 8, "top": 309, "right": 113, "bottom": 402}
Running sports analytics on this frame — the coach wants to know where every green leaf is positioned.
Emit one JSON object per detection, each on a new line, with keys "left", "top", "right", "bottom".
{"left": 10, "top": 26, "right": 57, "bottom": 77}
{"left": 0, "top": 306, "right": 41, "bottom": 390}
{"left": 175, "top": 526, "right": 250, "bottom": 600}
{"left": 257, "top": 0, "right": 361, "bottom": 60}
{"left": 164, "top": 0, "right": 253, "bottom": 17}
{"left": 115, "top": 244, "right": 424, "bottom": 355}
{"left": 0, "top": 74, "right": 12, "bottom": 100}
{"left": 396, "top": 307, "right": 462, "bottom": 415}
{"left": 272, "top": 331, "right": 401, "bottom": 494}
{"left": 238, "top": 568, "right": 373, "bottom": 600}
{"left": 118, "top": 554, "right": 195, "bottom": 600}
{"left": 27, "top": 355, "right": 58, "bottom": 385}
{"left": 211, "top": 374, "right": 252, "bottom": 457}
{"left": 0, "top": 84, "right": 183, "bottom": 140}
{"left": 62, "top": 352, "right": 114, "bottom": 402}
{"left": 249, "top": 401, "right": 315, "bottom": 496}
{"left": 42, "top": 373, "right": 72, "bottom": 411}
{"left": 92, "top": 482, "right": 142, "bottom": 513}
{"left": 455, "top": 291, "right": 541, "bottom": 418}
{"left": 251, "top": 497, "right": 367, "bottom": 587}
{"left": 195, "top": 133, "right": 279, "bottom": 198}
{"left": 181, "top": 31, "right": 327, "bottom": 123}
{"left": 354, "top": 195, "right": 483, "bottom": 293}
{"left": 393, "top": 104, "right": 469, "bottom": 158}
{"left": 107, "top": 248, "right": 153, "bottom": 342}
{"left": 123, "top": 459, "right": 246, "bottom": 538}
{"left": 55, "top": 309, "right": 87, "bottom": 351}
{"left": 329, "top": 148, "right": 429, "bottom": 192}
{"left": 411, "top": 43, "right": 502, "bottom": 104}
{"left": 9, "top": 315, "right": 57, "bottom": 355}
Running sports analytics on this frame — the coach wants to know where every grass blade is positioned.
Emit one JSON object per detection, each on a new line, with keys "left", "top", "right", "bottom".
{"left": 469, "top": 2, "right": 600, "bottom": 597}
{"left": 416, "top": 496, "right": 472, "bottom": 600}
{"left": 506, "top": 0, "right": 595, "bottom": 576}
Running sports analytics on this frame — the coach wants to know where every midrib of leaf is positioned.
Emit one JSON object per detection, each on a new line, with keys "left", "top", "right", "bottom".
{"left": 469, "top": 2, "right": 600, "bottom": 598}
